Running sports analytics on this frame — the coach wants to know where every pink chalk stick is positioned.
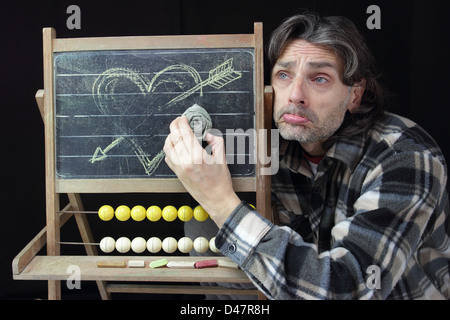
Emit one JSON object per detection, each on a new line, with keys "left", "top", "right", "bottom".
{"left": 194, "top": 259, "right": 218, "bottom": 269}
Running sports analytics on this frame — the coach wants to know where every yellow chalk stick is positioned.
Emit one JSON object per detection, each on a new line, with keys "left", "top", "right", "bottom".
{"left": 96, "top": 261, "right": 126, "bottom": 268}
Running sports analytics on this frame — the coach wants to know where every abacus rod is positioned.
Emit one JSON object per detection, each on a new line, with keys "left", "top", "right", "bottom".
{"left": 58, "top": 241, "right": 100, "bottom": 246}
{"left": 57, "top": 210, "right": 98, "bottom": 214}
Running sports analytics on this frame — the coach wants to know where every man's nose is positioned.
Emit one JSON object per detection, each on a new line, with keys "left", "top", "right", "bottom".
{"left": 288, "top": 78, "right": 307, "bottom": 106}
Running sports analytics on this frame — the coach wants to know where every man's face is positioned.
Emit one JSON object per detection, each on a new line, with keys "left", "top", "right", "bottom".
{"left": 271, "top": 39, "right": 360, "bottom": 154}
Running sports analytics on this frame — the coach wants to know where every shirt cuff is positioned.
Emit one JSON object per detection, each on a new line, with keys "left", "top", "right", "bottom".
{"left": 215, "top": 201, "right": 272, "bottom": 267}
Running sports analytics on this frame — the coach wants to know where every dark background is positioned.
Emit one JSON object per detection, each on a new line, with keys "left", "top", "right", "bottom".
{"left": 1, "top": 0, "right": 449, "bottom": 299}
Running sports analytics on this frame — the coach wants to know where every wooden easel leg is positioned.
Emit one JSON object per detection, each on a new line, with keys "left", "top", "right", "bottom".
{"left": 46, "top": 191, "right": 60, "bottom": 300}
{"left": 67, "top": 193, "right": 111, "bottom": 300}
{"left": 36, "top": 91, "right": 110, "bottom": 300}
{"left": 48, "top": 280, "right": 61, "bottom": 300}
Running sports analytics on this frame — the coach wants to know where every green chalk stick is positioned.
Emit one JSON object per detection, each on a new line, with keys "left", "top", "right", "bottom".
{"left": 150, "top": 258, "right": 168, "bottom": 268}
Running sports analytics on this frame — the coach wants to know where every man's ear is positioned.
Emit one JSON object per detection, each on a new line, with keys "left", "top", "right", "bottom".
{"left": 348, "top": 79, "right": 366, "bottom": 113}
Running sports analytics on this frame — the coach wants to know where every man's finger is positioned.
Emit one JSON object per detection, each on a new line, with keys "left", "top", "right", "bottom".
{"left": 204, "top": 132, "right": 227, "bottom": 165}
{"left": 178, "top": 116, "right": 200, "bottom": 149}
{"left": 168, "top": 117, "right": 183, "bottom": 145}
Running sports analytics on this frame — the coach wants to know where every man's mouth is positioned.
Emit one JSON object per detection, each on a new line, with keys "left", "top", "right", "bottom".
{"left": 282, "top": 113, "right": 310, "bottom": 125}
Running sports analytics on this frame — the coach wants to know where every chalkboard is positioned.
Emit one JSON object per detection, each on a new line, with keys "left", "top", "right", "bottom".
{"left": 54, "top": 48, "right": 255, "bottom": 179}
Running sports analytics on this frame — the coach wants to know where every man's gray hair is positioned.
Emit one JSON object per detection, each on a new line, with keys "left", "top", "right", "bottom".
{"left": 268, "top": 12, "right": 386, "bottom": 146}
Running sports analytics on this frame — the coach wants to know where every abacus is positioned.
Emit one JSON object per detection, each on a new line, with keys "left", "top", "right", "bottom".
{"left": 72, "top": 204, "right": 220, "bottom": 255}
{"left": 12, "top": 24, "right": 272, "bottom": 300}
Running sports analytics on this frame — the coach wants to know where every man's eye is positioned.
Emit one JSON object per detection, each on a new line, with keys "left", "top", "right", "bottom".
{"left": 277, "top": 72, "right": 290, "bottom": 80}
{"left": 314, "top": 77, "right": 328, "bottom": 84}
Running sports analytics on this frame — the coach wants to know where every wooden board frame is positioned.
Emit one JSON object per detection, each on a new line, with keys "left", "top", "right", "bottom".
{"left": 13, "top": 24, "right": 271, "bottom": 300}
{"left": 48, "top": 29, "right": 264, "bottom": 194}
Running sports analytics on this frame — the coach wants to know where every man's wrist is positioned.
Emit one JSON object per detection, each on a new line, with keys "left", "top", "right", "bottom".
{"left": 210, "top": 193, "right": 241, "bottom": 228}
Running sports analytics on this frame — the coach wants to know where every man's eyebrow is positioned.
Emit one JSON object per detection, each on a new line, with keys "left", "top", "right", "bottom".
{"left": 306, "top": 61, "right": 338, "bottom": 71}
{"left": 275, "top": 60, "right": 296, "bottom": 69}
{"left": 274, "top": 60, "right": 339, "bottom": 71}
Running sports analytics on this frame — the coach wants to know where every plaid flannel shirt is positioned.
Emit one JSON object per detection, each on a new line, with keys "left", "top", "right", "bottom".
{"left": 215, "top": 112, "right": 450, "bottom": 299}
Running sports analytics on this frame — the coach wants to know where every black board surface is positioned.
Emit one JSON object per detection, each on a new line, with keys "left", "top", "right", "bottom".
{"left": 54, "top": 48, "right": 255, "bottom": 179}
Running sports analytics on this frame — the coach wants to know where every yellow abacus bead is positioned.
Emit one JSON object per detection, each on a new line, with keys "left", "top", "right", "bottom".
{"left": 193, "top": 205, "right": 209, "bottom": 221}
{"left": 131, "top": 205, "right": 146, "bottom": 222}
{"left": 115, "top": 205, "right": 131, "bottom": 221}
{"left": 98, "top": 205, "right": 114, "bottom": 221}
{"left": 178, "top": 205, "right": 193, "bottom": 222}
{"left": 162, "top": 205, "right": 178, "bottom": 222}
{"left": 146, "top": 205, "right": 162, "bottom": 222}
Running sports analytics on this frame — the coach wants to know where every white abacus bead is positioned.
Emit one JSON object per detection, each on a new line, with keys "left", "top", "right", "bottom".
{"left": 193, "top": 236, "right": 209, "bottom": 253}
{"left": 162, "top": 237, "right": 178, "bottom": 254}
{"left": 116, "top": 237, "right": 131, "bottom": 253}
{"left": 99, "top": 236, "right": 115, "bottom": 253}
{"left": 131, "top": 237, "right": 147, "bottom": 254}
{"left": 178, "top": 237, "right": 193, "bottom": 253}
{"left": 209, "top": 237, "right": 220, "bottom": 253}
{"left": 147, "top": 237, "right": 162, "bottom": 253}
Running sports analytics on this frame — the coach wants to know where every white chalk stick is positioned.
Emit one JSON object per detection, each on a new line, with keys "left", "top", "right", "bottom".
{"left": 217, "top": 259, "right": 239, "bottom": 269}
{"left": 127, "top": 260, "right": 145, "bottom": 268}
{"left": 167, "top": 261, "right": 196, "bottom": 269}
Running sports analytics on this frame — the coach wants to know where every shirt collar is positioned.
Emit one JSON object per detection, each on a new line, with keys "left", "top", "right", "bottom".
{"left": 279, "top": 133, "right": 367, "bottom": 174}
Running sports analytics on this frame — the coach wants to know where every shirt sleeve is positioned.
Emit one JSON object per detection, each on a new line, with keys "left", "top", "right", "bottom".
{"left": 215, "top": 201, "right": 343, "bottom": 300}
{"left": 215, "top": 149, "right": 448, "bottom": 300}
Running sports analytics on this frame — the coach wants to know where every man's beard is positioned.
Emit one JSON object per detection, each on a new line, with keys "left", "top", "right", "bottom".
{"left": 273, "top": 96, "right": 350, "bottom": 144}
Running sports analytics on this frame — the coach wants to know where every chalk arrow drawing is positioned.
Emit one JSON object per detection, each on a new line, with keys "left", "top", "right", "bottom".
{"left": 161, "top": 58, "right": 242, "bottom": 107}
{"left": 89, "top": 136, "right": 124, "bottom": 163}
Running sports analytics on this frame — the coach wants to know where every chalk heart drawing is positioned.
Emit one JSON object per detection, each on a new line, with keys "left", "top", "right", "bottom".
{"left": 90, "top": 58, "right": 242, "bottom": 176}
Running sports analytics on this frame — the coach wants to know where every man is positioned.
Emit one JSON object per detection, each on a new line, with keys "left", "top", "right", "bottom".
{"left": 163, "top": 13, "right": 450, "bottom": 299}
